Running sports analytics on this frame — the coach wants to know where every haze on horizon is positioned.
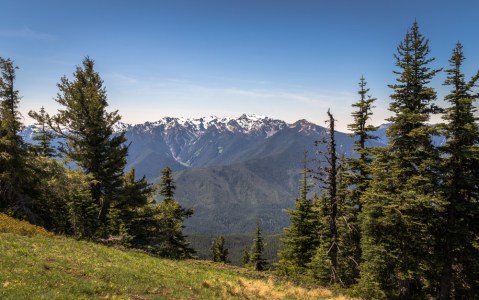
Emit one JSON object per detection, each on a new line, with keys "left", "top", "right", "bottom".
{"left": 1, "top": 0, "right": 478, "bottom": 132}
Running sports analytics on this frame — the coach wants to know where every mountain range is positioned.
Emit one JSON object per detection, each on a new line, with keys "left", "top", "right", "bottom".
{"left": 118, "top": 114, "right": 388, "bottom": 234}
{"left": 27, "top": 114, "right": 443, "bottom": 234}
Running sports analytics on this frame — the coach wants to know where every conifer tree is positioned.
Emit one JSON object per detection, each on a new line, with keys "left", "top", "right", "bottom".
{"left": 155, "top": 166, "right": 195, "bottom": 259}
{"left": 0, "top": 57, "right": 37, "bottom": 221}
{"left": 28, "top": 107, "right": 56, "bottom": 157}
{"left": 277, "top": 150, "right": 318, "bottom": 277}
{"left": 348, "top": 76, "right": 377, "bottom": 194}
{"left": 64, "top": 170, "right": 99, "bottom": 238}
{"left": 309, "top": 109, "right": 342, "bottom": 285}
{"left": 242, "top": 248, "right": 250, "bottom": 266}
{"left": 159, "top": 167, "right": 176, "bottom": 200}
{"left": 438, "top": 42, "right": 479, "bottom": 299}
{"left": 342, "top": 76, "right": 377, "bottom": 283}
{"left": 334, "top": 154, "right": 358, "bottom": 286}
{"left": 250, "top": 223, "right": 267, "bottom": 271}
{"left": 211, "top": 235, "right": 229, "bottom": 263}
{"left": 45, "top": 57, "right": 128, "bottom": 229}
{"left": 357, "top": 21, "right": 443, "bottom": 299}
{"left": 108, "top": 168, "right": 153, "bottom": 245}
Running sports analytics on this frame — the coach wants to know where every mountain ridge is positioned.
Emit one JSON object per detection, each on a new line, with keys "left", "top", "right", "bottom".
{"left": 23, "top": 114, "right": 387, "bottom": 234}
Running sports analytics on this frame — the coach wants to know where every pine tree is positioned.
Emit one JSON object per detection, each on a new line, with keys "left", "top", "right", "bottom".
{"left": 108, "top": 168, "right": 153, "bottom": 245}
{"left": 28, "top": 107, "right": 56, "bottom": 157}
{"left": 334, "top": 153, "right": 361, "bottom": 287}
{"left": 159, "top": 167, "right": 176, "bottom": 201}
{"left": 0, "top": 57, "right": 37, "bottom": 222}
{"left": 341, "top": 76, "right": 377, "bottom": 284}
{"left": 277, "top": 150, "right": 318, "bottom": 277}
{"left": 348, "top": 76, "right": 377, "bottom": 194}
{"left": 438, "top": 42, "right": 479, "bottom": 299}
{"left": 309, "top": 109, "right": 341, "bottom": 285}
{"left": 65, "top": 170, "right": 99, "bottom": 238}
{"left": 211, "top": 235, "right": 229, "bottom": 263}
{"left": 250, "top": 223, "right": 267, "bottom": 271}
{"left": 154, "top": 166, "right": 195, "bottom": 259}
{"left": 45, "top": 57, "right": 128, "bottom": 229}
{"left": 357, "top": 21, "right": 443, "bottom": 299}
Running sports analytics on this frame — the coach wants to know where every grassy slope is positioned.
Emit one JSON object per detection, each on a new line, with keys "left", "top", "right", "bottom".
{"left": 0, "top": 214, "right": 352, "bottom": 300}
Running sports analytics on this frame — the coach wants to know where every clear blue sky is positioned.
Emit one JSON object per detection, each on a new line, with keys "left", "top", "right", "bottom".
{"left": 1, "top": 0, "right": 478, "bottom": 131}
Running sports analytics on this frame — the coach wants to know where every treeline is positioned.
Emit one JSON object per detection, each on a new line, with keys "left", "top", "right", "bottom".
{"left": 277, "top": 21, "right": 479, "bottom": 299}
{"left": 188, "top": 232, "right": 282, "bottom": 265}
{"left": 0, "top": 57, "right": 194, "bottom": 259}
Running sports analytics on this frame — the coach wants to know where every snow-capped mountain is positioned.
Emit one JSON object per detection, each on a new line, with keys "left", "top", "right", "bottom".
{"left": 23, "top": 114, "right": 380, "bottom": 234}
{"left": 122, "top": 114, "right": 288, "bottom": 141}
{"left": 123, "top": 114, "right": 323, "bottom": 179}
{"left": 22, "top": 115, "right": 465, "bottom": 234}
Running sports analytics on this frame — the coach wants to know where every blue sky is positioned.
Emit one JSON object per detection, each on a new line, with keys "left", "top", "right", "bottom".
{"left": 1, "top": 0, "right": 478, "bottom": 131}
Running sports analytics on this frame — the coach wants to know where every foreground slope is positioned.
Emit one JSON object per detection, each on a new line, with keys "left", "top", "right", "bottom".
{"left": 0, "top": 214, "right": 351, "bottom": 300}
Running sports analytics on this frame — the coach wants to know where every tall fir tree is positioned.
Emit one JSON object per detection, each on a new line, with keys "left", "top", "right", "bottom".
{"left": 438, "top": 42, "right": 479, "bottom": 299}
{"left": 277, "top": 150, "right": 319, "bottom": 278}
{"left": 347, "top": 76, "right": 377, "bottom": 194}
{"left": 250, "top": 222, "right": 267, "bottom": 271}
{"left": 154, "top": 167, "right": 195, "bottom": 259}
{"left": 357, "top": 21, "right": 443, "bottom": 299}
{"left": 44, "top": 57, "right": 128, "bottom": 230}
{"left": 343, "top": 76, "right": 377, "bottom": 284}
{"left": 0, "top": 57, "right": 37, "bottom": 222}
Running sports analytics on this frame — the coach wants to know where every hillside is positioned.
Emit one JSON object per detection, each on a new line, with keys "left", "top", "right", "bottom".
{"left": 0, "top": 214, "right": 352, "bottom": 300}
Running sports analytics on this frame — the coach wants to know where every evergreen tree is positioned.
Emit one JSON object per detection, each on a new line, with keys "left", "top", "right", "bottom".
{"left": 65, "top": 170, "right": 99, "bottom": 238}
{"left": 44, "top": 57, "right": 128, "bottom": 229}
{"left": 108, "top": 168, "right": 153, "bottom": 245}
{"left": 277, "top": 150, "right": 318, "bottom": 277}
{"left": 211, "top": 235, "right": 229, "bottom": 263}
{"left": 334, "top": 153, "right": 361, "bottom": 287}
{"left": 31, "top": 157, "right": 74, "bottom": 233}
{"left": 347, "top": 76, "right": 377, "bottom": 194}
{"left": 0, "top": 57, "right": 37, "bottom": 222}
{"left": 159, "top": 167, "right": 176, "bottom": 201}
{"left": 341, "top": 76, "right": 377, "bottom": 284}
{"left": 28, "top": 107, "right": 56, "bottom": 157}
{"left": 309, "top": 109, "right": 341, "bottom": 285}
{"left": 242, "top": 248, "right": 250, "bottom": 267}
{"left": 250, "top": 223, "right": 267, "bottom": 271}
{"left": 154, "top": 166, "right": 195, "bottom": 259}
{"left": 438, "top": 42, "right": 479, "bottom": 299}
{"left": 357, "top": 21, "right": 443, "bottom": 299}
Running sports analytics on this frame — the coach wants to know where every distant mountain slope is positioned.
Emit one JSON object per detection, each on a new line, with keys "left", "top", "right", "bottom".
{"left": 370, "top": 122, "right": 447, "bottom": 146}
{"left": 121, "top": 115, "right": 386, "bottom": 234}
{"left": 23, "top": 114, "right": 386, "bottom": 234}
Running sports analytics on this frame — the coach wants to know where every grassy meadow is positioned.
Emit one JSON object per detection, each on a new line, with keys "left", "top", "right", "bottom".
{"left": 0, "top": 214, "right": 352, "bottom": 299}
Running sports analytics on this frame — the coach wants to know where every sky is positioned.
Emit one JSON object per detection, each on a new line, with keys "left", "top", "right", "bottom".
{"left": 1, "top": 0, "right": 478, "bottom": 132}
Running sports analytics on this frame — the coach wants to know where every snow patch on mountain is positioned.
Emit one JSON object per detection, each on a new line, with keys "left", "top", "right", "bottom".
{"left": 125, "top": 114, "right": 288, "bottom": 137}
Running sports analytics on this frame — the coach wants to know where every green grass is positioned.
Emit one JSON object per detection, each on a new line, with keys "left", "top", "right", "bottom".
{"left": 0, "top": 214, "right": 352, "bottom": 299}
